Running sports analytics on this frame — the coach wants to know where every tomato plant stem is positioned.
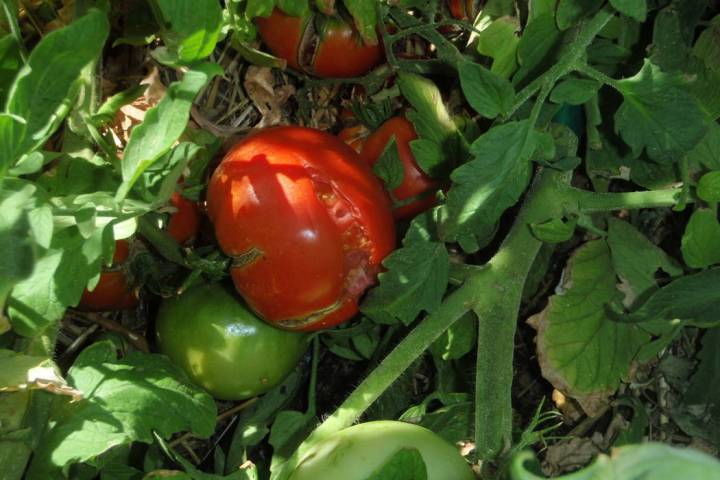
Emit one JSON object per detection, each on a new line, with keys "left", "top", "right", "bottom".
{"left": 571, "top": 187, "right": 686, "bottom": 212}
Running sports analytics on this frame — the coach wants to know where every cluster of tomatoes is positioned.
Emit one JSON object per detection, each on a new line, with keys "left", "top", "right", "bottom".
{"left": 74, "top": 3, "right": 480, "bottom": 477}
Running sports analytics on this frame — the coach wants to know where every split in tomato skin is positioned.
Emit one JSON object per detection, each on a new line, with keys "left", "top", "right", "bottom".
{"left": 77, "top": 240, "right": 138, "bottom": 311}
{"left": 167, "top": 191, "right": 200, "bottom": 245}
{"left": 289, "top": 421, "right": 475, "bottom": 480}
{"left": 337, "top": 124, "right": 368, "bottom": 153}
{"left": 206, "top": 126, "right": 395, "bottom": 331}
{"left": 255, "top": 9, "right": 383, "bottom": 78}
{"left": 156, "top": 284, "right": 308, "bottom": 400}
{"left": 359, "top": 117, "right": 439, "bottom": 220}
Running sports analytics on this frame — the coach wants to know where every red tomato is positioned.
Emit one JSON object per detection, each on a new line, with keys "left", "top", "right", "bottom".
{"left": 167, "top": 191, "right": 200, "bottom": 245}
{"left": 256, "top": 9, "right": 383, "bottom": 78}
{"left": 448, "top": 0, "right": 476, "bottom": 20}
{"left": 206, "top": 126, "right": 395, "bottom": 331}
{"left": 78, "top": 240, "right": 139, "bottom": 311}
{"left": 359, "top": 117, "right": 439, "bottom": 219}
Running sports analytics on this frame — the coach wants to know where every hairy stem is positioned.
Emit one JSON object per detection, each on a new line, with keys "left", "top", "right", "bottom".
{"left": 572, "top": 187, "right": 686, "bottom": 212}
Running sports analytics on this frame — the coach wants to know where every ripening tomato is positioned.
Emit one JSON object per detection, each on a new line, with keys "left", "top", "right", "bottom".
{"left": 78, "top": 240, "right": 139, "bottom": 311}
{"left": 289, "top": 421, "right": 475, "bottom": 480}
{"left": 256, "top": 9, "right": 383, "bottom": 78}
{"left": 359, "top": 117, "right": 439, "bottom": 219}
{"left": 207, "top": 126, "right": 395, "bottom": 331}
{"left": 167, "top": 191, "right": 200, "bottom": 245}
{"left": 337, "top": 124, "right": 369, "bottom": 153}
{"left": 156, "top": 284, "right": 308, "bottom": 400}
{"left": 448, "top": 0, "right": 476, "bottom": 20}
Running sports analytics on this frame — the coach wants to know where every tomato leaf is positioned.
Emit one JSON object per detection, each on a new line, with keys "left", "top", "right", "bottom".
{"left": 367, "top": 448, "right": 428, "bottom": 480}
{"left": 609, "top": 0, "right": 647, "bottom": 22}
{"left": 26, "top": 341, "right": 216, "bottom": 478}
{"left": 152, "top": 0, "right": 223, "bottom": 66}
{"left": 556, "top": 0, "right": 604, "bottom": 31}
{"left": 277, "top": 0, "right": 309, "bottom": 16}
{"left": 0, "top": 194, "right": 34, "bottom": 309}
{"left": 530, "top": 217, "right": 577, "bottom": 244}
{"left": 117, "top": 63, "right": 222, "bottom": 201}
{"left": 372, "top": 137, "right": 405, "bottom": 191}
{"left": 511, "top": 443, "right": 720, "bottom": 480}
{"left": 514, "top": 13, "right": 562, "bottom": 85}
{"left": 697, "top": 171, "right": 720, "bottom": 203}
{"left": 0, "top": 34, "right": 22, "bottom": 105}
{"left": 459, "top": 61, "right": 515, "bottom": 119}
{"left": 343, "top": 0, "right": 379, "bottom": 45}
{"left": 2, "top": 9, "right": 109, "bottom": 175}
{"left": 475, "top": 17, "right": 520, "bottom": 79}
{"left": 688, "top": 120, "right": 720, "bottom": 170}
{"left": 440, "top": 121, "right": 539, "bottom": 252}
{"left": 614, "top": 61, "right": 709, "bottom": 164}
{"left": 550, "top": 77, "right": 601, "bottom": 105}
{"left": 362, "top": 239, "right": 449, "bottom": 326}
{"left": 607, "top": 218, "right": 682, "bottom": 308}
{"left": 528, "top": 240, "right": 649, "bottom": 415}
{"left": 90, "top": 84, "right": 148, "bottom": 126}
{"left": 681, "top": 209, "right": 720, "bottom": 269}
{"left": 620, "top": 268, "right": 720, "bottom": 324}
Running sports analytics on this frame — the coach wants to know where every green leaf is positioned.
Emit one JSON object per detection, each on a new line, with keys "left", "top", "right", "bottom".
{"left": 692, "top": 15, "right": 720, "bottom": 73}
{"left": 615, "top": 61, "right": 709, "bottom": 164}
{"left": 623, "top": 268, "right": 720, "bottom": 324}
{"left": 510, "top": 443, "right": 720, "bottom": 480}
{"left": 153, "top": 0, "right": 223, "bottom": 65}
{"left": 0, "top": 34, "right": 22, "bottom": 104}
{"left": 277, "top": 0, "right": 309, "bottom": 16}
{"left": 26, "top": 341, "right": 216, "bottom": 478}
{"left": 361, "top": 240, "right": 449, "bottom": 325}
{"left": 373, "top": 137, "right": 405, "bottom": 191}
{"left": 530, "top": 217, "right": 577, "bottom": 243}
{"left": 459, "top": 61, "right": 515, "bottom": 119}
{"left": 550, "top": 78, "right": 601, "bottom": 105}
{"left": 117, "top": 63, "right": 222, "bottom": 200}
{"left": 441, "top": 121, "right": 538, "bottom": 251}
{"left": 476, "top": 16, "right": 520, "bottom": 79}
{"left": 515, "top": 14, "right": 562, "bottom": 85}
{"left": 607, "top": 218, "right": 682, "bottom": 307}
{"left": 409, "top": 138, "right": 445, "bottom": 178}
{"left": 556, "top": 0, "right": 603, "bottom": 30}
{"left": 681, "top": 209, "right": 720, "bottom": 268}
{"left": 650, "top": 5, "right": 692, "bottom": 72}
{"left": 529, "top": 240, "right": 649, "bottom": 414}
{"left": 367, "top": 448, "right": 427, "bottom": 480}
{"left": 0, "top": 194, "right": 34, "bottom": 307}
{"left": 4, "top": 9, "right": 109, "bottom": 167}
{"left": 397, "top": 73, "right": 463, "bottom": 169}
{"left": 609, "top": 0, "right": 647, "bottom": 22}
{"left": 688, "top": 121, "right": 720, "bottom": 170}
{"left": 430, "top": 311, "right": 476, "bottom": 361}
{"left": 8, "top": 225, "right": 111, "bottom": 337}
{"left": 90, "top": 84, "right": 147, "bottom": 126}
{"left": 269, "top": 409, "right": 315, "bottom": 460}
{"left": 697, "top": 171, "right": 720, "bottom": 203}
{"left": 343, "top": 0, "right": 378, "bottom": 45}
{"left": 246, "top": 0, "right": 276, "bottom": 18}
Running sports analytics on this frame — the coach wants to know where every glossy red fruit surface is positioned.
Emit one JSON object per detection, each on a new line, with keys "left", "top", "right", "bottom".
{"left": 207, "top": 126, "right": 395, "bottom": 331}
{"left": 78, "top": 240, "right": 138, "bottom": 311}
{"left": 256, "top": 9, "right": 383, "bottom": 78}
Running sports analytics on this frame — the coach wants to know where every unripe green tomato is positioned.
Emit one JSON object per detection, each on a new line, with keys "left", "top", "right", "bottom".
{"left": 156, "top": 284, "right": 308, "bottom": 400}
{"left": 290, "top": 421, "right": 475, "bottom": 480}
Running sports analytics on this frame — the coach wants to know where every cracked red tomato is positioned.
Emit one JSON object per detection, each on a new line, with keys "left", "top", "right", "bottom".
{"left": 256, "top": 9, "right": 383, "bottom": 78}
{"left": 359, "top": 117, "right": 439, "bottom": 220}
{"left": 207, "top": 126, "right": 395, "bottom": 331}
{"left": 78, "top": 239, "right": 138, "bottom": 311}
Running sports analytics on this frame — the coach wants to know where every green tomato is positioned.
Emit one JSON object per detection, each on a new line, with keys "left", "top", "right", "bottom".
{"left": 290, "top": 421, "right": 475, "bottom": 480}
{"left": 156, "top": 284, "right": 307, "bottom": 400}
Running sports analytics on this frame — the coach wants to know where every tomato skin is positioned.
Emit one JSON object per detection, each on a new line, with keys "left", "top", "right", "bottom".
{"left": 337, "top": 124, "right": 368, "bottom": 153}
{"left": 448, "top": 0, "right": 476, "bottom": 20}
{"left": 256, "top": 9, "right": 383, "bottom": 78}
{"left": 167, "top": 192, "right": 200, "bottom": 245}
{"left": 289, "top": 421, "right": 475, "bottom": 480}
{"left": 312, "top": 17, "right": 384, "bottom": 78}
{"left": 359, "top": 117, "right": 439, "bottom": 219}
{"left": 156, "top": 284, "right": 307, "bottom": 400}
{"left": 255, "top": 9, "right": 304, "bottom": 71}
{"left": 77, "top": 240, "right": 138, "bottom": 311}
{"left": 207, "top": 126, "right": 395, "bottom": 331}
